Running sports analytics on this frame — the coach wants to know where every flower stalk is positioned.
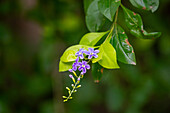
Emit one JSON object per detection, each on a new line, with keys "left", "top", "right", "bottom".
{"left": 63, "top": 47, "right": 99, "bottom": 102}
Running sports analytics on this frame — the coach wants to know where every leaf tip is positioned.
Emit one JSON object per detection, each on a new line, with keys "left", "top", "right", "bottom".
{"left": 131, "top": 62, "right": 136, "bottom": 65}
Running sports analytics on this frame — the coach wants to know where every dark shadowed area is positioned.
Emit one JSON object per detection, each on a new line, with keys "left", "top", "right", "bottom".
{"left": 0, "top": 0, "right": 170, "bottom": 113}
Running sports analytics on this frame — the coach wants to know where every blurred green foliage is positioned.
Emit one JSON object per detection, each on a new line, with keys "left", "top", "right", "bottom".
{"left": 0, "top": 0, "right": 170, "bottom": 113}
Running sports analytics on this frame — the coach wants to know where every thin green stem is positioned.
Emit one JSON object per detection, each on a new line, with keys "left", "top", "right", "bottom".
{"left": 87, "top": 59, "right": 91, "bottom": 63}
{"left": 104, "top": 8, "right": 119, "bottom": 43}
{"left": 64, "top": 75, "right": 81, "bottom": 102}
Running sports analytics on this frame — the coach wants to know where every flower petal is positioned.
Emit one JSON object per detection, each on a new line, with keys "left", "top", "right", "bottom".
{"left": 75, "top": 52, "right": 79, "bottom": 56}
{"left": 93, "top": 54, "right": 98, "bottom": 58}
{"left": 85, "top": 64, "right": 90, "bottom": 69}
{"left": 75, "top": 57, "right": 79, "bottom": 62}
{"left": 88, "top": 48, "right": 94, "bottom": 53}
{"left": 82, "top": 68, "right": 86, "bottom": 74}
{"left": 83, "top": 50, "right": 90, "bottom": 55}
{"left": 78, "top": 67, "right": 83, "bottom": 71}
{"left": 72, "top": 66, "right": 77, "bottom": 71}
{"left": 94, "top": 50, "right": 99, "bottom": 53}
{"left": 79, "top": 54, "right": 84, "bottom": 59}
{"left": 79, "top": 48, "right": 84, "bottom": 52}
{"left": 88, "top": 54, "right": 93, "bottom": 59}
{"left": 82, "top": 61, "right": 87, "bottom": 65}
{"left": 69, "top": 69, "right": 73, "bottom": 72}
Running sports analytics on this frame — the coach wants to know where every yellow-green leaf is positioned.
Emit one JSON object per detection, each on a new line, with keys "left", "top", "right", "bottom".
{"left": 79, "top": 31, "right": 108, "bottom": 46}
{"left": 59, "top": 61, "right": 73, "bottom": 72}
{"left": 98, "top": 42, "right": 119, "bottom": 69}
{"left": 60, "top": 45, "right": 91, "bottom": 62}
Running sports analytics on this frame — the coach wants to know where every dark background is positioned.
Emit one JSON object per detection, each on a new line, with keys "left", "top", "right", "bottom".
{"left": 0, "top": 0, "right": 170, "bottom": 113}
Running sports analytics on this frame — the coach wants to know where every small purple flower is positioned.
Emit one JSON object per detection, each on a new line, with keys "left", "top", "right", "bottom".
{"left": 69, "top": 74, "right": 73, "bottom": 78}
{"left": 84, "top": 48, "right": 99, "bottom": 59}
{"left": 69, "top": 69, "right": 73, "bottom": 72}
{"left": 78, "top": 61, "right": 90, "bottom": 74}
{"left": 72, "top": 58, "right": 79, "bottom": 71}
{"left": 75, "top": 48, "right": 84, "bottom": 59}
{"left": 77, "top": 77, "right": 80, "bottom": 81}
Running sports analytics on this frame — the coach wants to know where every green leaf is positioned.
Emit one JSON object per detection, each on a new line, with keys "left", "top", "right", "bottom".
{"left": 60, "top": 50, "right": 77, "bottom": 63}
{"left": 121, "top": 5, "right": 161, "bottom": 39}
{"left": 98, "top": 42, "right": 120, "bottom": 69}
{"left": 143, "top": 30, "right": 161, "bottom": 39}
{"left": 86, "top": 0, "right": 106, "bottom": 32}
{"left": 98, "top": 0, "right": 121, "bottom": 21}
{"left": 111, "top": 24, "right": 136, "bottom": 65}
{"left": 59, "top": 61, "right": 73, "bottom": 72}
{"left": 79, "top": 31, "right": 108, "bottom": 46}
{"left": 92, "top": 62, "right": 104, "bottom": 83}
{"left": 129, "top": 0, "right": 159, "bottom": 13}
{"left": 121, "top": 5, "right": 143, "bottom": 37}
{"left": 60, "top": 45, "right": 91, "bottom": 62}
{"left": 84, "top": 0, "right": 94, "bottom": 13}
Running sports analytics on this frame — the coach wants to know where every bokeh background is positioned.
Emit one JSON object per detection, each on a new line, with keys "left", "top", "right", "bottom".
{"left": 0, "top": 0, "right": 170, "bottom": 113}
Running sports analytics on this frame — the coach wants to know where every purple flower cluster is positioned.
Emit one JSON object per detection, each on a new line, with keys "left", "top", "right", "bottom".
{"left": 64, "top": 47, "right": 100, "bottom": 102}
{"left": 69, "top": 48, "right": 99, "bottom": 75}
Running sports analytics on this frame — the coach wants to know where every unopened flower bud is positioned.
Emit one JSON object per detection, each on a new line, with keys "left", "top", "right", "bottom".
{"left": 81, "top": 72, "right": 84, "bottom": 75}
{"left": 69, "top": 69, "right": 73, "bottom": 72}
{"left": 77, "top": 77, "right": 80, "bottom": 81}
{"left": 77, "top": 85, "right": 81, "bottom": 88}
{"left": 69, "top": 74, "right": 73, "bottom": 78}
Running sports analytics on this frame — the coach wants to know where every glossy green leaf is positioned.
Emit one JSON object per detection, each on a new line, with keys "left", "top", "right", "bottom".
{"left": 98, "top": 0, "right": 121, "bottom": 21}
{"left": 86, "top": 0, "right": 106, "bottom": 32}
{"left": 79, "top": 31, "right": 108, "bottom": 46}
{"left": 122, "top": 5, "right": 143, "bottom": 36}
{"left": 122, "top": 5, "right": 161, "bottom": 39}
{"left": 143, "top": 30, "right": 161, "bottom": 39}
{"left": 92, "top": 63, "right": 104, "bottom": 83}
{"left": 84, "top": 0, "right": 94, "bottom": 13}
{"left": 59, "top": 61, "right": 73, "bottom": 72}
{"left": 98, "top": 42, "right": 120, "bottom": 69}
{"left": 129, "top": 0, "right": 159, "bottom": 13}
{"left": 111, "top": 24, "right": 136, "bottom": 65}
{"left": 60, "top": 45, "right": 91, "bottom": 62}
{"left": 60, "top": 50, "right": 77, "bottom": 63}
